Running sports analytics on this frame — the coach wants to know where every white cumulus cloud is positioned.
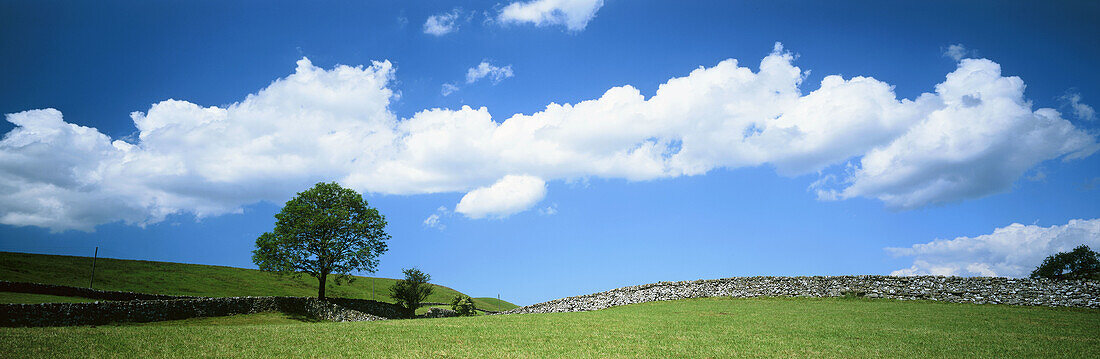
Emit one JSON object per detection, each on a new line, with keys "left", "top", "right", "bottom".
{"left": 888, "top": 218, "right": 1100, "bottom": 277}
{"left": 1, "top": 58, "right": 397, "bottom": 232}
{"left": 424, "top": 9, "right": 461, "bottom": 36}
{"left": 466, "top": 62, "right": 514, "bottom": 84}
{"left": 0, "top": 44, "right": 1096, "bottom": 232}
{"left": 822, "top": 59, "right": 1098, "bottom": 209}
{"left": 454, "top": 175, "right": 547, "bottom": 219}
{"left": 499, "top": 0, "right": 604, "bottom": 31}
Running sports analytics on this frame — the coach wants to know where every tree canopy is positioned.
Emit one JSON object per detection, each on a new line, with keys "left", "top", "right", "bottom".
{"left": 1030, "top": 245, "right": 1100, "bottom": 280}
{"left": 252, "top": 182, "right": 390, "bottom": 299}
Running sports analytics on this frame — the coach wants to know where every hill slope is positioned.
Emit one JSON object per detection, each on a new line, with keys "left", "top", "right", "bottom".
{"left": 0, "top": 251, "right": 517, "bottom": 312}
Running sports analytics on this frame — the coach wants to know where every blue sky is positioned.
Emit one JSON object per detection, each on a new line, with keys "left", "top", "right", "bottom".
{"left": 2, "top": 1, "right": 1099, "bottom": 305}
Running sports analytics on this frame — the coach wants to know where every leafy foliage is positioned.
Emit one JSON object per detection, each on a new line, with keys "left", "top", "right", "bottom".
{"left": 390, "top": 268, "right": 433, "bottom": 318}
{"left": 450, "top": 295, "right": 477, "bottom": 316}
{"left": 252, "top": 182, "right": 390, "bottom": 299}
{"left": 1030, "top": 245, "right": 1100, "bottom": 280}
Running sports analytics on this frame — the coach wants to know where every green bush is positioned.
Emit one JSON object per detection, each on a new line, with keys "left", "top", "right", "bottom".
{"left": 450, "top": 295, "right": 477, "bottom": 316}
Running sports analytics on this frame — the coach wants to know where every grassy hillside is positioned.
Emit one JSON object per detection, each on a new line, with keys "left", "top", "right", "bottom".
{"left": 469, "top": 297, "right": 514, "bottom": 310}
{"left": 0, "top": 251, "right": 517, "bottom": 311}
{"left": 0, "top": 292, "right": 99, "bottom": 304}
{"left": 3, "top": 297, "right": 1097, "bottom": 358}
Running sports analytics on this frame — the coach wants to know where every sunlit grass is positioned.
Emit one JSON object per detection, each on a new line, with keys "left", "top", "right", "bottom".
{"left": 3, "top": 297, "right": 1097, "bottom": 358}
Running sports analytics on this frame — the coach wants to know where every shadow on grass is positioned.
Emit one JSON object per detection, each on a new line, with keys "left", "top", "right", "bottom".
{"left": 102, "top": 311, "right": 329, "bottom": 327}
{"left": 283, "top": 312, "right": 326, "bottom": 323}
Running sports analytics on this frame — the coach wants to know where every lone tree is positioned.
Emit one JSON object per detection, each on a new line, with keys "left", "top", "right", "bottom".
{"left": 390, "top": 268, "right": 433, "bottom": 318}
{"left": 1030, "top": 245, "right": 1100, "bottom": 280}
{"left": 253, "top": 182, "right": 390, "bottom": 299}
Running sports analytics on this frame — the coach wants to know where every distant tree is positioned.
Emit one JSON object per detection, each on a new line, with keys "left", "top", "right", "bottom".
{"left": 390, "top": 268, "right": 433, "bottom": 318}
{"left": 1030, "top": 245, "right": 1100, "bottom": 280}
{"left": 450, "top": 295, "right": 477, "bottom": 316}
{"left": 252, "top": 182, "right": 390, "bottom": 299}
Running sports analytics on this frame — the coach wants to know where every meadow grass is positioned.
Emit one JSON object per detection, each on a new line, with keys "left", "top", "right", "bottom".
{"left": 2, "top": 297, "right": 1096, "bottom": 358}
{"left": 0, "top": 251, "right": 518, "bottom": 311}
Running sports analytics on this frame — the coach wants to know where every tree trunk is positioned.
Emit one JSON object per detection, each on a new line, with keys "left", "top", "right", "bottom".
{"left": 318, "top": 273, "right": 327, "bottom": 300}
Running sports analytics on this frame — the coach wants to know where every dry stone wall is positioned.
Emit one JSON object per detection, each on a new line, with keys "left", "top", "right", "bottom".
{"left": 422, "top": 307, "right": 458, "bottom": 318}
{"left": 504, "top": 276, "right": 1100, "bottom": 314}
{"left": 0, "top": 296, "right": 399, "bottom": 327}
{"left": 325, "top": 297, "right": 405, "bottom": 319}
{"left": 419, "top": 301, "right": 501, "bottom": 314}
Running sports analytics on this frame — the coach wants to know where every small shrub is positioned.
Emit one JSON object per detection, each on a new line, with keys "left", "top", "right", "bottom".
{"left": 390, "top": 268, "right": 433, "bottom": 318}
{"left": 450, "top": 295, "right": 477, "bottom": 316}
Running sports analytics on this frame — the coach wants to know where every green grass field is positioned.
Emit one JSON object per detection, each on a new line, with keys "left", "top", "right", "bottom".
{"left": 0, "top": 251, "right": 517, "bottom": 312}
{"left": 2, "top": 297, "right": 1097, "bottom": 358}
